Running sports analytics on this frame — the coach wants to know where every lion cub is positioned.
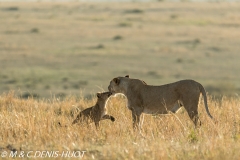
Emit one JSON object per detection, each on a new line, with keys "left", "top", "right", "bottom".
{"left": 72, "top": 92, "right": 115, "bottom": 128}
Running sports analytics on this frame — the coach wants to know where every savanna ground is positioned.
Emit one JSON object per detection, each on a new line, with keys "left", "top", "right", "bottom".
{"left": 0, "top": 1, "right": 240, "bottom": 159}
{"left": 0, "top": 92, "right": 240, "bottom": 159}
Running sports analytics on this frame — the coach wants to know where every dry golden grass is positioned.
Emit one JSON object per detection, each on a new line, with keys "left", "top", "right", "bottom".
{"left": 0, "top": 91, "right": 240, "bottom": 159}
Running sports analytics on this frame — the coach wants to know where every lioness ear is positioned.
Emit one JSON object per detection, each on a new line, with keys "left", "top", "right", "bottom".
{"left": 142, "top": 80, "right": 147, "bottom": 85}
{"left": 97, "top": 93, "right": 101, "bottom": 98}
{"left": 125, "top": 75, "right": 129, "bottom": 78}
{"left": 113, "top": 78, "right": 120, "bottom": 85}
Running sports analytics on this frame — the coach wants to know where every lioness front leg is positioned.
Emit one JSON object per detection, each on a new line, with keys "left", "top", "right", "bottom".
{"left": 171, "top": 101, "right": 183, "bottom": 113}
{"left": 131, "top": 111, "right": 142, "bottom": 130}
{"left": 101, "top": 114, "right": 115, "bottom": 122}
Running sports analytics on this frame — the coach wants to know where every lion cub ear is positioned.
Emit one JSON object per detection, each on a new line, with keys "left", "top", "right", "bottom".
{"left": 125, "top": 75, "right": 129, "bottom": 78}
{"left": 97, "top": 93, "right": 101, "bottom": 98}
{"left": 113, "top": 78, "right": 120, "bottom": 85}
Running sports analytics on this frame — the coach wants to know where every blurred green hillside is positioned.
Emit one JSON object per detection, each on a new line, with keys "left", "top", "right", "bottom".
{"left": 0, "top": 2, "right": 240, "bottom": 98}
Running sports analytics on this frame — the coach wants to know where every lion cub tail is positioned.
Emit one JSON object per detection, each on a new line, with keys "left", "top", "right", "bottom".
{"left": 199, "top": 83, "right": 214, "bottom": 119}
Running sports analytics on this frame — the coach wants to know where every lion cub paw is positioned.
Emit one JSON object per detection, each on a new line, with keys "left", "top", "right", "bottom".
{"left": 110, "top": 116, "right": 115, "bottom": 122}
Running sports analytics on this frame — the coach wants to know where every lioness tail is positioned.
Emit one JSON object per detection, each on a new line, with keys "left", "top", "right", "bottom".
{"left": 199, "top": 83, "right": 213, "bottom": 119}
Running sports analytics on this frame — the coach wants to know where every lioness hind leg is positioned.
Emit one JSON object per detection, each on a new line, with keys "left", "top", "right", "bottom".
{"left": 187, "top": 110, "right": 201, "bottom": 127}
{"left": 182, "top": 96, "right": 201, "bottom": 127}
{"left": 101, "top": 114, "right": 115, "bottom": 122}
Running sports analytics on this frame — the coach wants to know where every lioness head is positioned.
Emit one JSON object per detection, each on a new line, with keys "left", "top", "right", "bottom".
{"left": 97, "top": 91, "right": 112, "bottom": 100}
{"left": 108, "top": 75, "right": 130, "bottom": 95}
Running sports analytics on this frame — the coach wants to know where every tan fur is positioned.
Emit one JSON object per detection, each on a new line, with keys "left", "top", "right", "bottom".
{"left": 108, "top": 75, "right": 213, "bottom": 129}
{"left": 72, "top": 92, "right": 115, "bottom": 129}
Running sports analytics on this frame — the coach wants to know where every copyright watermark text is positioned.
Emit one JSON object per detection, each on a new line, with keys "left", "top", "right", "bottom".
{"left": 1, "top": 150, "right": 86, "bottom": 158}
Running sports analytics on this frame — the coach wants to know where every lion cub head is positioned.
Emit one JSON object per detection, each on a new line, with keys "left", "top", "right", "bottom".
{"left": 97, "top": 91, "right": 112, "bottom": 101}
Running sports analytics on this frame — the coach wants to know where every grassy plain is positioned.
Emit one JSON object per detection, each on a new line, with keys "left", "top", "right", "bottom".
{"left": 0, "top": 2, "right": 240, "bottom": 98}
{"left": 0, "top": 92, "right": 240, "bottom": 159}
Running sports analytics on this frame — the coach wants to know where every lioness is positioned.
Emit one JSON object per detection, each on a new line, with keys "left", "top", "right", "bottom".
{"left": 108, "top": 75, "right": 213, "bottom": 129}
{"left": 72, "top": 92, "right": 115, "bottom": 129}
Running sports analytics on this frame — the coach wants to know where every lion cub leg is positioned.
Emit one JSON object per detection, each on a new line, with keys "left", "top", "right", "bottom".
{"left": 101, "top": 114, "right": 115, "bottom": 122}
{"left": 92, "top": 115, "right": 115, "bottom": 129}
{"left": 72, "top": 113, "right": 88, "bottom": 125}
{"left": 94, "top": 121, "right": 100, "bottom": 129}
{"left": 72, "top": 113, "right": 82, "bottom": 125}
{"left": 72, "top": 108, "right": 92, "bottom": 125}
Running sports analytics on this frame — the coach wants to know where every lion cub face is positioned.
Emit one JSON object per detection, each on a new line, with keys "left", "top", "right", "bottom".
{"left": 97, "top": 91, "right": 112, "bottom": 101}
{"left": 108, "top": 75, "right": 129, "bottom": 95}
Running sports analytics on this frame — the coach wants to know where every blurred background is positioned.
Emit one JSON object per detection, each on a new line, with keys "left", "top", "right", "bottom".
{"left": 0, "top": 0, "right": 240, "bottom": 99}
